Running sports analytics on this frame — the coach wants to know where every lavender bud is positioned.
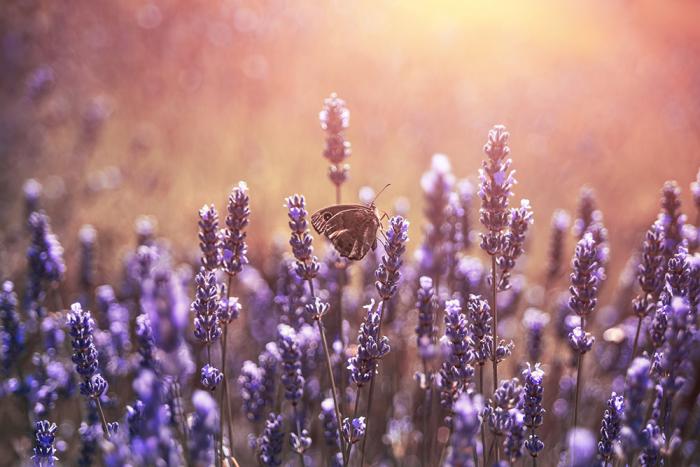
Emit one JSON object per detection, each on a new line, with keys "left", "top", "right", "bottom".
{"left": 446, "top": 392, "right": 483, "bottom": 467}
{"left": 569, "top": 233, "right": 600, "bottom": 319}
{"left": 621, "top": 357, "right": 652, "bottom": 453}
{"left": 320, "top": 93, "right": 351, "bottom": 187}
{"left": 466, "top": 294, "right": 493, "bottom": 366}
{"left": 32, "top": 419, "right": 58, "bottom": 466}
{"left": 305, "top": 297, "right": 330, "bottom": 320}
{"left": 26, "top": 212, "right": 66, "bottom": 318}
{"left": 198, "top": 204, "right": 220, "bottom": 270}
{"left": 66, "top": 303, "right": 108, "bottom": 398}
{"left": 640, "top": 420, "right": 665, "bottom": 466}
{"left": 200, "top": 364, "right": 223, "bottom": 391}
{"left": 498, "top": 199, "right": 533, "bottom": 290}
{"left": 439, "top": 299, "right": 475, "bottom": 412}
{"left": 217, "top": 288, "right": 241, "bottom": 325}
{"left": 78, "top": 225, "right": 97, "bottom": 293}
{"left": 521, "top": 364, "right": 545, "bottom": 449}
{"left": 375, "top": 216, "right": 409, "bottom": 300}
{"left": 258, "top": 412, "right": 284, "bottom": 466}
{"left": 546, "top": 210, "right": 571, "bottom": 283}
{"left": 220, "top": 181, "right": 250, "bottom": 276}
{"left": 191, "top": 267, "right": 221, "bottom": 345}
{"left": 633, "top": 221, "right": 666, "bottom": 318}
{"left": 277, "top": 324, "right": 304, "bottom": 404}
{"left": 320, "top": 398, "right": 340, "bottom": 448}
{"left": 190, "top": 390, "right": 219, "bottom": 467}
{"left": 420, "top": 153, "right": 454, "bottom": 278}
{"left": 658, "top": 181, "right": 685, "bottom": 257}
{"left": 415, "top": 276, "right": 437, "bottom": 360}
{"left": 522, "top": 309, "right": 549, "bottom": 363}
{"left": 290, "top": 429, "right": 312, "bottom": 454}
{"left": 568, "top": 326, "right": 595, "bottom": 355}
{"left": 598, "top": 392, "right": 624, "bottom": 463}
{"left": 504, "top": 408, "right": 526, "bottom": 462}
{"left": 239, "top": 360, "right": 266, "bottom": 421}
{"left": 348, "top": 300, "right": 390, "bottom": 387}
{"left": 484, "top": 378, "right": 523, "bottom": 437}
{"left": 135, "top": 313, "right": 156, "bottom": 370}
{"left": 285, "top": 194, "right": 319, "bottom": 280}
{"left": 342, "top": 417, "right": 366, "bottom": 444}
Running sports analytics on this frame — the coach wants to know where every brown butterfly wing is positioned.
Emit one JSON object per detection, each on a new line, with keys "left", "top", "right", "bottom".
{"left": 324, "top": 207, "right": 379, "bottom": 260}
{"left": 311, "top": 205, "right": 361, "bottom": 234}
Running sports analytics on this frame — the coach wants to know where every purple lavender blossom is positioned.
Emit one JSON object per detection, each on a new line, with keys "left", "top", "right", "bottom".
{"left": 561, "top": 428, "right": 597, "bottom": 467}
{"left": 239, "top": 360, "right": 266, "bottom": 421}
{"left": 218, "top": 287, "right": 241, "bottom": 325}
{"left": 661, "top": 245, "right": 690, "bottom": 305}
{"left": 633, "top": 221, "right": 666, "bottom": 319}
{"left": 135, "top": 313, "right": 156, "bottom": 370}
{"left": 546, "top": 210, "right": 571, "bottom": 284}
{"left": 522, "top": 308, "right": 549, "bottom": 364}
{"left": 572, "top": 187, "right": 596, "bottom": 240}
{"left": 221, "top": 181, "right": 250, "bottom": 276}
{"left": 457, "top": 179, "right": 474, "bottom": 251}
{"left": 191, "top": 267, "right": 221, "bottom": 345}
{"left": 484, "top": 378, "right": 523, "bottom": 440}
{"left": 277, "top": 323, "right": 304, "bottom": 404}
{"left": 320, "top": 397, "right": 340, "bottom": 448}
{"left": 446, "top": 392, "right": 483, "bottom": 467}
{"left": 348, "top": 300, "right": 390, "bottom": 387}
{"left": 497, "top": 199, "right": 533, "bottom": 290}
{"left": 569, "top": 233, "right": 600, "bottom": 321}
{"left": 650, "top": 303, "right": 668, "bottom": 350}
{"left": 320, "top": 93, "right": 351, "bottom": 191}
{"left": 190, "top": 390, "right": 219, "bottom": 467}
{"left": 200, "top": 364, "right": 223, "bottom": 391}
{"left": 504, "top": 408, "right": 526, "bottom": 462}
{"left": 568, "top": 326, "right": 595, "bottom": 355}
{"left": 290, "top": 428, "right": 312, "bottom": 455}
{"left": 26, "top": 212, "right": 66, "bottom": 317}
{"left": 66, "top": 303, "right": 108, "bottom": 398}
{"left": 258, "top": 412, "right": 284, "bottom": 466}
{"left": 621, "top": 357, "right": 652, "bottom": 454}
{"left": 522, "top": 363, "right": 545, "bottom": 458}
{"left": 465, "top": 294, "right": 492, "bottom": 367}
{"left": 198, "top": 204, "right": 220, "bottom": 270}
{"left": 376, "top": 216, "right": 409, "bottom": 300}
{"left": 658, "top": 181, "right": 685, "bottom": 257}
{"left": 598, "top": 392, "right": 624, "bottom": 464}
{"left": 640, "top": 420, "right": 665, "bottom": 466}
{"left": 79, "top": 225, "right": 97, "bottom": 293}
{"left": 32, "top": 419, "right": 58, "bottom": 466}
{"left": 438, "top": 299, "right": 475, "bottom": 412}
{"left": 285, "top": 194, "right": 319, "bottom": 281}
{"left": 1, "top": 281, "right": 24, "bottom": 376}
{"left": 342, "top": 416, "right": 366, "bottom": 444}
{"left": 415, "top": 276, "right": 437, "bottom": 361}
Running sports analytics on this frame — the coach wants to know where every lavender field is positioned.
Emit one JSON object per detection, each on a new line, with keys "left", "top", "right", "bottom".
{"left": 2, "top": 1, "right": 700, "bottom": 466}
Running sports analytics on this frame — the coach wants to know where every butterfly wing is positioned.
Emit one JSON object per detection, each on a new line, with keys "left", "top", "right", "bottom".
{"left": 324, "top": 208, "right": 380, "bottom": 261}
{"left": 350, "top": 215, "right": 381, "bottom": 260}
{"left": 311, "top": 205, "right": 360, "bottom": 234}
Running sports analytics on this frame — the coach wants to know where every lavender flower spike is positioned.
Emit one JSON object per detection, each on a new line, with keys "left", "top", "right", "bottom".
{"left": 569, "top": 233, "right": 600, "bottom": 321}
{"left": 32, "top": 419, "right": 58, "bottom": 466}
{"left": 446, "top": 392, "right": 483, "bottom": 467}
{"left": 191, "top": 267, "right": 221, "bottom": 345}
{"left": 504, "top": 408, "right": 526, "bottom": 462}
{"left": 1, "top": 281, "right": 25, "bottom": 376}
{"left": 498, "top": 199, "right": 533, "bottom": 290}
{"left": 546, "top": 209, "right": 571, "bottom": 285}
{"left": 198, "top": 204, "right": 220, "bottom": 270}
{"left": 375, "top": 215, "right": 409, "bottom": 300}
{"left": 221, "top": 181, "right": 250, "bottom": 276}
{"left": 523, "top": 309, "right": 549, "bottom": 364}
{"left": 415, "top": 276, "right": 437, "bottom": 361}
{"left": 277, "top": 323, "right": 304, "bottom": 404}
{"left": 598, "top": 392, "right": 624, "bottom": 465}
{"left": 522, "top": 363, "right": 545, "bottom": 458}
{"left": 342, "top": 417, "right": 366, "bottom": 444}
{"left": 348, "top": 300, "right": 390, "bottom": 387}
{"left": 320, "top": 93, "right": 351, "bottom": 197}
{"left": 26, "top": 212, "right": 66, "bottom": 317}
{"left": 438, "top": 299, "right": 475, "bottom": 412}
{"left": 258, "top": 413, "right": 284, "bottom": 466}
{"left": 620, "top": 357, "right": 652, "bottom": 456}
{"left": 285, "top": 194, "right": 319, "bottom": 281}
{"left": 67, "top": 303, "right": 108, "bottom": 398}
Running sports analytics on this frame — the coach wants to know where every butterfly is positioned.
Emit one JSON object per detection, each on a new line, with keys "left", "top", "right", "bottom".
{"left": 311, "top": 185, "right": 390, "bottom": 261}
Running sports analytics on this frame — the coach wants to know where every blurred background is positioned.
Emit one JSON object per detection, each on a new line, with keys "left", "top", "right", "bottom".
{"left": 1, "top": 0, "right": 700, "bottom": 294}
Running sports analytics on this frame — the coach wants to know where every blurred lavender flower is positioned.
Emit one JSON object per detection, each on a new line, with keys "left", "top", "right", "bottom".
{"left": 650, "top": 303, "right": 668, "bottom": 350}
{"left": 457, "top": 179, "right": 474, "bottom": 252}
{"left": 691, "top": 169, "right": 700, "bottom": 214}
{"left": 598, "top": 392, "right": 624, "bottom": 464}
{"left": 503, "top": 408, "right": 526, "bottom": 462}
{"left": 479, "top": 125, "right": 514, "bottom": 257}
{"left": 191, "top": 267, "right": 221, "bottom": 345}
{"left": 342, "top": 417, "right": 366, "bottom": 444}
{"left": 446, "top": 392, "right": 483, "bottom": 467}
{"left": 621, "top": 357, "right": 652, "bottom": 454}
{"left": 640, "top": 420, "right": 665, "bottom": 466}
{"left": 285, "top": 194, "right": 319, "bottom": 281}
{"left": 32, "top": 419, "right": 58, "bottom": 466}
{"left": 415, "top": 276, "right": 437, "bottom": 361}
{"left": 522, "top": 308, "right": 549, "bottom": 364}
{"left": 320, "top": 93, "right": 351, "bottom": 196}
{"left": 221, "top": 181, "right": 250, "bottom": 276}
{"left": 320, "top": 397, "right": 340, "bottom": 448}
{"left": 131, "top": 370, "right": 179, "bottom": 464}
{"left": 290, "top": 429, "right": 312, "bottom": 455}
{"left": 23, "top": 178, "right": 42, "bottom": 221}
{"left": 568, "top": 326, "right": 595, "bottom": 355}
{"left": 438, "top": 299, "right": 475, "bottom": 412}
{"left": 348, "top": 300, "right": 390, "bottom": 387}
{"left": 522, "top": 363, "right": 545, "bottom": 458}
{"left": 135, "top": 313, "right": 156, "bottom": 371}
{"left": 66, "top": 303, "right": 108, "bottom": 399}
{"left": 633, "top": 221, "right": 666, "bottom": 319}
{"left": 198, "top": 204, "right": 220, "bottom": 270}
{"left": 572, "top": 187, "right": 597, "bottom": 240}
{"left": 498, "top": 199, "right": 533, "bottom": 290}
{"left": 465, "top": 294, "right": 493, "bottom": 368}
{"left": 190, "top": 390, "right": 219, "bottom": 467}
{"left": 569, "top": 233, "right": 600, "bottom": 321}
{"left": 546, "top": 210, "right": 571, "bottom": 285}
{"left": 218, "top": 288, "right": 241, "bottom": 325}
{"left": 26, "top": 212, "right": 66, "bottom": 318}
{"left": 200, "top": 364, "right": 223, "bottom": 391}
{"left": 277, "top": 323, "right": 304, "bottom": 404}
{"left": 1, "top": 281, "right": 24, "bottom": 376}
{"left": 484, "top": 378, "right": 523, "bottom": 438}
{"left": 560, "top": 428, "right": 597, "bottom": 467}
{"left": 239, "top": 360, "right": 265, "bottom": 421}
{"left": 661, "top": 245, "right": 690, "bottom": 305}
{"left": 258, "top": 412, "right": 284, "bottom": 466}
{"left": 658, "top": 181, "right": 686, "bottom": 258}
{"left": 79, "top": 225, "right": 97, "bottom": 294}
{"left": 376, "top": 215, "right": 409, "bottom": 300}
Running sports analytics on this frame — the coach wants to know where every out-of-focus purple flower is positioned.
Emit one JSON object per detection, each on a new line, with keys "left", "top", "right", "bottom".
{"left": 375, "top": 216, "right": 409, "bottom": 300}
{"left": 32, "top": 419, "right": 58, "bottom": 466}
{"left": 239, "top": 360, "right": 265, "bottom": 421}
{"left": 446, "top": 392, "right": 482, "bottom": 467}
{"left": 568, "top": 326, "right": 595, "bottom": 355}
{"left": 305, "top": 297, "right": 330, "bottom": 320}
{"left": 560, "top": 428, "right": 596, "bottom": 467}
{"left": 135, "top": 313, "right": 156, "bottom": 371}
{"left": 572, "top": 187, "right": 596, "bottom": 240}
{"left": 598, "top": 392, "right": 624, "bottom": 463}
{"left": 479, "top": 125, "right": 514, "bottom": 257}
{"left": 503, "top": 408, "right": 526, "bottom": 462}
{"left": 497, "top": 199, "right": 533, "bottom": 290}
{"left": 484, "top": 378, "right": 523, "bottom": 437}
{"left": 569, "top": 233, "right": 600, "bottom": 320}
{"left": 66, "top": 303, "right": 108, "bottom": 398}
{"left": 415, "top": 276, "right": 437, "bottom": 361}
{"left": 277, "top": 324, "right": 304, "bottom": 404}
{"left": 1, "top": 281, "right": 24, "bottom": 376}
{"left": 218, "top": 287, "right": 241, "bottom": 325}
{"left": 658, "top": 181, "right": 686, "bottom": 257}
{"left": 522, "top": 363, "right": 545, "bottom": 457}
{"left": 290, "top": 430, "right": 312, "bottom": 455}
{"left": 650, "top": 302, "right": 668, "bottom": 350}
{"left": 348, "top": 300, "right": 390, "bottom": 387}
{"left": 522, "top": 308, "right": 549, "bottom": 364}
{"left": 640, "top": 420, "right": 665, "bottom": 466}
{"left": 465, "top": 294, "right": 494, "bottom": 367}
{"left": 198, "top": 204, "right": 220, "bottom": 271}
{"left": 26, "top": 212, "right": 66, "bottom": 318}
{"left": 419, "top": 153, "right": 454, "bottom": 279}
{"left": 320, "top": 397, "right": 340, "bottom": 448}
{"left": 691, "top": 169, "right": 700, "bottom": 213}
{"left": 342, "top": 416, "right": 366, "bottom": 444}
{"left": 285, "top": 194, "right": 319, "bottom": 281}
{"left": 23, "top": 178, "right": 42, "bottom": 221}
{"left": 621, "top": 357, "right": 652, "bottom": 454}
{"left": 79, "top": 225, "right": 97, "bottom": 293}
{"left": 221, "top": 182, "right": 250, "bottom": 276}
{"left": 190, "top": 390, "right": 219, "bottom": 467}
{"left": 438, "top": 299, "right": 474, "bottom": 412}
{"left": 456, "top": 256, "right": 485, "bottom": 299}
{"left": 320, "top": 93, "right": 351, "bottom": 188}
{"left": 258, "top": 412, "right": 283, "bottom": 466}
{"left": 661, "top": 245, "right": 690, "bottom": 305}
{"left": 191, "top": 267, "right": 221, "bottom": 345}
{"left": 546, "top": 210, "right": 570, "bottom": 284}
{"left": 457, "top": 179, "right": 474, "bottom": 251}
{"left": 200, "top": 364, "right": 223, "bottom": 391}
{"left": 633, "top": 221, "right": 666, "bottom": 318}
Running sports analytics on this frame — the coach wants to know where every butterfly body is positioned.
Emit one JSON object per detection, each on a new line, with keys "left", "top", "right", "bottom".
{"left": 311, "top": 204, "right": 380, "bottom": 261}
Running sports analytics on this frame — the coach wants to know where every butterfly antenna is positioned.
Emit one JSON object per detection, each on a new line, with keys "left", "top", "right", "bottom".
{"left": 371, "top": 184, "right": 391, "bottom": 205}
